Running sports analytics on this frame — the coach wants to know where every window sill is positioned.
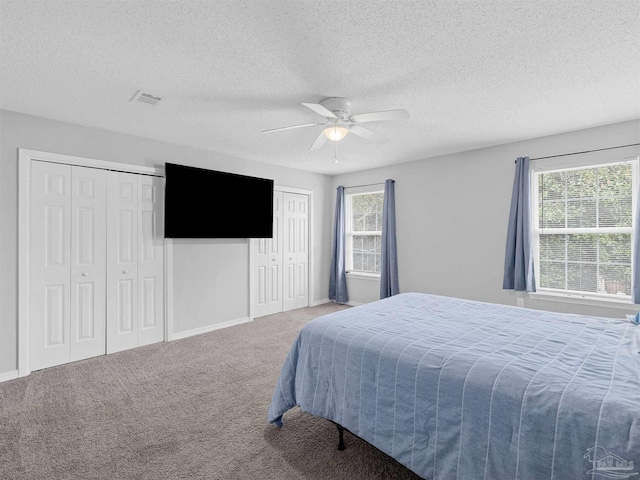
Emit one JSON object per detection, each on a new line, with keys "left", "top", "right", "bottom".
{"left": 528, "top": 291, "right": 638, "bottom": 312}
{"left": 346, "top": 272, "right": 381, "bottom": 282}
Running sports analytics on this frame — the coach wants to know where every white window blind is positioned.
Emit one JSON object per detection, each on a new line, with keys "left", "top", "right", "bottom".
{"left": 533, "top": 161, "right": 635, "bottom": 298}
{"left": 346, "top": 191, "right": 384, "bottom": 274}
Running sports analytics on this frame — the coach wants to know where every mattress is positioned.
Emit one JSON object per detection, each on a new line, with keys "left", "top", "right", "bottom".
{"left": 268, "top": 292, "right": 640, "bottom": 480}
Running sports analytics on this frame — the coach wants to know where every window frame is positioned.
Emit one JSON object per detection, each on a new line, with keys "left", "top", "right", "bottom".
{"left": 529, "top": 155, "right": 639, "bottom": 304}
{"left": 344, "top": 185, "right": 385, "bottom": 277}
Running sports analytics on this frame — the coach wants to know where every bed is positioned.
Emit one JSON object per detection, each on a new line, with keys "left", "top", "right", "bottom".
{"left": 268, "top": 292, "right": 640, "bottom": 480}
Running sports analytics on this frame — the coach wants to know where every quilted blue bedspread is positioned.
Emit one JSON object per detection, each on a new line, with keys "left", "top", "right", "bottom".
{"left": 268, "top": 292, "right": 640, "bottom": 480}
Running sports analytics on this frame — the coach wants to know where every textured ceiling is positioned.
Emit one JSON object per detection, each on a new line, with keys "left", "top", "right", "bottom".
{"left": 1, "top": 1, "right": 639, "bottom": 175}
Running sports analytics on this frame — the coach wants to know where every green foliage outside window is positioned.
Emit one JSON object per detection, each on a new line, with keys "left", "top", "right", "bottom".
{"left": 537, "top": 163, "right": 633, "bottom": 296}
{"left": 350, "top": 192, "right": 384, "bottom": 273}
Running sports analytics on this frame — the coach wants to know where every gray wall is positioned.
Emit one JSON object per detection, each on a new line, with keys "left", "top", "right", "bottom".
{"left": 2, "top": 109, "right": 638, "bottom": 375}
{"left": 334, "top": 120, "right": 640, "bottom": 317}
{"left": 0, "top": 109, "right": 334, "bottom": 374}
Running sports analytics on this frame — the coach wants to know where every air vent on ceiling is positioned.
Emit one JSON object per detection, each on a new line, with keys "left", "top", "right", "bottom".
{"left": 130, "top": 90, "right": 163, "bottom": 107}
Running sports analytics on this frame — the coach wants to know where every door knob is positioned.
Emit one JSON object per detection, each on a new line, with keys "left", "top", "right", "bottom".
{"left": 81, "top": 273, "right": 89, "bottom": 277}
{"left": 122, "top": 270, "right": 128, "bottom": 274}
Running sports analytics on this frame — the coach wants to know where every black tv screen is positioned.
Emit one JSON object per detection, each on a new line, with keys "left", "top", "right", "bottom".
{"left": 164, "top": 163, "right": 274, "bottom": 238}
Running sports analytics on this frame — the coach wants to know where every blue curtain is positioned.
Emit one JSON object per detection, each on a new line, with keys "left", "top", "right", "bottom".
{"left": 503, "top": 157, "right": 536, "bottom": 292}
{"left": 380, "top": 179, "right": 399, "bottom": 299}
{"left": 329, "top": 186, "right": 348, "bottom": 304}
{"left": 632, "top": 184, "right": 640, "bottom": 304}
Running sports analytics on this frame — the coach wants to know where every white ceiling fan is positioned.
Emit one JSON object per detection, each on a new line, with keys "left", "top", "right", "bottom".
{"left": 261, "top": 97, "right": 409, "bottom": 150}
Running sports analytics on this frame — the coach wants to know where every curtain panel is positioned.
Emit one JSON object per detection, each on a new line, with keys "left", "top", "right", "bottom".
{"left": 329, "top": 186, "right": 349, "bottom": 304}
{"left": 503, "top": 157, "right": 536, "bottom": 292}
{"left": 380, "top": 179, "right": 399, "bottom": 299}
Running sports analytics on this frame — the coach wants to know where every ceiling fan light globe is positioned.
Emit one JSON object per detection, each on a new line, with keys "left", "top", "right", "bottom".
{"left": 323, "top": 125, "right": 349, "bottom": 141}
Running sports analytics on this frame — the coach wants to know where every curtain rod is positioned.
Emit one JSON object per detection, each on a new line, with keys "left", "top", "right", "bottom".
{"left": 516, "top": 142, "right": 640, "bottom": 162}
{"left": 343, "top": 182, "right": 385, "bottom": 189}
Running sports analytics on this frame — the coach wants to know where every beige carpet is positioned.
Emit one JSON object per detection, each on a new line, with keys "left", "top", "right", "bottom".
{"left": 0, "top": 303, "right": 422, "bottom": 480}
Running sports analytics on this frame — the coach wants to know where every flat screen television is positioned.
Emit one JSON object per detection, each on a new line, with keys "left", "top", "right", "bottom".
{"left": 164, "top": 163, "right": 274, "bottom": 238}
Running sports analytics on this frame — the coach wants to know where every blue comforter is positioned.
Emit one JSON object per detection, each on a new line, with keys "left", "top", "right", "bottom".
{"left": 268, "top": 292, "right": 640, "bottom": 480}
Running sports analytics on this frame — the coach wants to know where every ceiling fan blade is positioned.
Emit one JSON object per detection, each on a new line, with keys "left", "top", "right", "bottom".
{"left": 310, "top": 131, "right": 328, "bottom": 150}
{"left": 302, "top": 102, "right": 337, "bottom": 119}
{"left": 261, "top": 122, "right": 324, "bottom": 134}
{"left": 350, "top": 109, "right": 409, "bottom": 123}
{"left": 349, "top": 125, "right": 388, "bottom": 143}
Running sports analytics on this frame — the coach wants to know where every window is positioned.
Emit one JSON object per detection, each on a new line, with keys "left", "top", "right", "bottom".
{"left": 346, "top": 189, "right": 384, "bottom": 275}
{"left": 531, "top": 158, "right": 638, "bottom": 299}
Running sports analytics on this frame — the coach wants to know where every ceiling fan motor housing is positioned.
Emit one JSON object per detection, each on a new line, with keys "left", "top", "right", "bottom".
{"left": 320, "top": 97, "right": 352, "bottom": 120}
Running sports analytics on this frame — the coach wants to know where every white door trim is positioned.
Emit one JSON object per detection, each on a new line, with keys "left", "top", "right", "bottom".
{"left": 248, "top": 185, "right": 313, "bottom": 321}
{"left": 18, "top": 148, "right": 166, "bottom": 377}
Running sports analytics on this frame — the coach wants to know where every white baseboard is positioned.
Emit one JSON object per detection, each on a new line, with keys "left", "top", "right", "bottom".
{"left": 170, "top": 317, "right": 251, "bottom": 341}
{"left": 347, "top": 301, "right": 364, "bottom": 307}
{"left": 310, "top": 298, "right": 330, "bottom": 307}
{"left": 0, "top": 370, "right": 19, "bottom": 383}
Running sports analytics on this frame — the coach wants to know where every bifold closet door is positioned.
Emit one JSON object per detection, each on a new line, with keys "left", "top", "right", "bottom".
{"left": 106, "top": 172, "right": 139, "bottom": 354}
{"left": 70, "top": 166, "right": 107, "bottom": 362}
{"left": 293, "top": 194, "right": 309, "bottom": 309}
{"left": 30, "top": 162, "right": 107, "bottom": 371}
{"left": 252, "top": 191, "right": 308, "bottom": 318}
{"left": 282, "top": 193, "right": 309, "bottom": 312}
{"left": 106, "top": 172, "right": 164, "bottom": 353}
{"left": 137, "top": 174, "right": 165, "bottom": 347}
{"left": 252, "top": 191, "right": 283, "bottom": 318}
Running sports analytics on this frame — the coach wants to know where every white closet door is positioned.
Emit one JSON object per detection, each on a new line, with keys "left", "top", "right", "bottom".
{"left": 106, "top": 172, "right": 139, "bottom": 353}
{"left": 252, "top": 190, "right": 308, "bottom": 317}
{"left": 252, "top": 191, "right": 283, "bottom": 318}
{"left": 137, "top": 175, "right": 165, "bottom": 346}
{"left": 282, "top": 193, "right": 298, "bottom": 312}
{"left": 70, "top": 166, "right": 107, "bottom": 362}
{"left": 294, "top": 194, "right": 309, "bottom": 309}
{"left": 252, "top": 236, "right": 269, "bottom": 319}
{"left": 268, "top": 191, "right": 284, "bottom": 314}
{"left": 252, "top": 235, "right": 269, "bottom": 319}
{"left": 30, "top": 161, "right": 72, "bottom": 370}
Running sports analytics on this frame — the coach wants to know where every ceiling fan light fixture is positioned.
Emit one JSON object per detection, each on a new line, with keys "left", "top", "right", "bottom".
{"left": 323, "top": 124, "right": 349, "bottom": 141}
{"left": 265, "top": 98, "right": 408, "bottom": 149}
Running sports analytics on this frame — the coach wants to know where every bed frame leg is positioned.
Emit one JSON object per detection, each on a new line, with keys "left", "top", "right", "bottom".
{"left": 336, "top": 424, "right": 345, "bottom": 451}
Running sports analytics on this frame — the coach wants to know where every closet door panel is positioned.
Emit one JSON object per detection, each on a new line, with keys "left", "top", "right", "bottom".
{"left": 252, "top": 236, "right": 269, "bottom": 318}
{"left": 30, "top": 161, "right": 72, "bottom": 370}
{"left": 282, "top": 194, "right": 297, "bottom": 312}
{"left": 106, "top": 172, "right": 139, "bottom": 353}
{"left": 252, "top": 191, "right": 283, "bottom": 318}
{"left": 70, "top": 166, "right": 107, "bottom": 362}
{"left": 137, "top": 175, "right": 165, "bottom": 346}
{"left": 268, "top": 191, "right": 283, "bottom": 314}
{"left": 295, "top": 195, "right": 309, "bottom": 309}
